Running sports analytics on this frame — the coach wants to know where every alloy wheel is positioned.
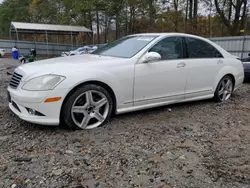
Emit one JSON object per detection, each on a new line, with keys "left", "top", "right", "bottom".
{"left": 71, "top": 90, "right": 109, "bottom": 129}
{"left": 217, "top": 77, "right": 233, "bottom": 101}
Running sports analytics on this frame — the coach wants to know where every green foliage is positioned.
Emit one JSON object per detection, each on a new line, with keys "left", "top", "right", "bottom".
{"left": 0, "top": 0, "right": 31, "bottom": 37}
{"left": 0, "top": 0, "right": 248, "bottom": 39}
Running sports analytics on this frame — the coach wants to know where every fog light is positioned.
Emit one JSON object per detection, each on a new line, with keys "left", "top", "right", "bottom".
{"left": 26, "top": 108, "right": 45, "bottom": 116}
{"left": 28, "top": 108, "right": 36, "bottom": 115}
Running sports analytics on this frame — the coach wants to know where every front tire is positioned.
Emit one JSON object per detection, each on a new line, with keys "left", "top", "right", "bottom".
{"left": 62, "top": 84, "right": 113, "bottom": 129}
{"left": 214, "top": 75, "right": 234, "bottom": 102}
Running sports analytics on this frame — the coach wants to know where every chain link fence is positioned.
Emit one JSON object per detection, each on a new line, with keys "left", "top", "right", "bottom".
{"left": 0, "top": 35, "right": 249, "bottom": 58}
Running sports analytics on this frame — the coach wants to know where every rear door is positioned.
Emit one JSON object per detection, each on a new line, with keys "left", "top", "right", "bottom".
{"left": 183, "top": 37, "right": 224, "bottom": 99}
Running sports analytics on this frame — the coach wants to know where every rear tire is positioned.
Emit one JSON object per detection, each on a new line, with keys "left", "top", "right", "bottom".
{"left": 62, "top": 84, "right": 113, "bottom": 130}
{"left": 214, "top": 75, "right": 234, "bottom": 102}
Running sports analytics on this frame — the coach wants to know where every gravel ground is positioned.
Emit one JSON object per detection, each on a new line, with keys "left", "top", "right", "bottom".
{"left": 1, "top": 58, "right": 250, "bottom": 188}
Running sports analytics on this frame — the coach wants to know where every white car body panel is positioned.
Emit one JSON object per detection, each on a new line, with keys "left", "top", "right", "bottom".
{"left": 7, "top": 33, "right": 244, "bottom": 126}
{"left": 134, "top": 59, "right": 187, "bottom": 106}
{"left": 184, "top": 58, "right": 223, "bottom": 99}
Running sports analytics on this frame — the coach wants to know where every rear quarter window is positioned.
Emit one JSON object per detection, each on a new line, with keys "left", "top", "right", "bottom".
{"left": 185, "top": 37, "right": 223, "bottom": 58}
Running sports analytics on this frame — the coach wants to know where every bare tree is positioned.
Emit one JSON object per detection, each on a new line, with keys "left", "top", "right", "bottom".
{"left": 148, "top": 0, "right": 157, "bottom": 31}
{"left": 185, "top": 0, "right": 189, "bottom": 31}
{"left": 193, "top": 0, "right": 198, "bottom": 33}
{"left": 173, "top": 0, "right": 179, "bottom": 31}
{"left": 214, "top": 0, "right": 247, "bottom": 35}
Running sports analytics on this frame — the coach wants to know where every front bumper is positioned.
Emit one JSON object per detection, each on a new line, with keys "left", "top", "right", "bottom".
{"left": 7, "top": 87, "right": 68, "bottom": 126}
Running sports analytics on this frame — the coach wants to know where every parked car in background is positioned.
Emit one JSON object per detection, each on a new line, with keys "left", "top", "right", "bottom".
{"left": 61, "top": 51, "right": 70, "bottom": 57}
{"left": 61, "top": 46, "right": 98, "bottom": 57}
{"left": 8, "top": 33, "right": 244, "bottom": 130}
{"left": 79, "top": 46, "right": 98, "bottom": 55}
{"left": 0, "top": 49, "right": 5, "bottom": 57}
{"left": 242, "top": 53, "right": 250, "bottom": 81}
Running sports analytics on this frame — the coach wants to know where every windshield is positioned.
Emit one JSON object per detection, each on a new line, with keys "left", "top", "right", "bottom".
{"left": 91, "top": 35, "right": 158, "bottom": 58}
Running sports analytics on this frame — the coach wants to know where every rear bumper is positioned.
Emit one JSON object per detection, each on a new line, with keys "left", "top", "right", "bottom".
{"left": 235, "top": 74, "right": 244, "bottom": 88}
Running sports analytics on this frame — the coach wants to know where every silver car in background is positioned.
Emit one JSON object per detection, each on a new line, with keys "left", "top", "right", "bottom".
{"left": 61, "top": 46, "right": 98, "bottom": 57}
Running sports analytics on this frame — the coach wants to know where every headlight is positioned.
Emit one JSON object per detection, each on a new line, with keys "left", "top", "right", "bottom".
{"left": 22, "top": 75, "right": 65, "bottom": 91}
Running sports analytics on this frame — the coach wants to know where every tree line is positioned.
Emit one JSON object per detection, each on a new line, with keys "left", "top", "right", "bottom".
{"left": 0, "top": 0, "right": 249, "bottom": 44}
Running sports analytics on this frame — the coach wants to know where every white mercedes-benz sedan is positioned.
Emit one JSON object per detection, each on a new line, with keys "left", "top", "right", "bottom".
{"left": 7, "top": 33, "right": 244, "bottom": 129}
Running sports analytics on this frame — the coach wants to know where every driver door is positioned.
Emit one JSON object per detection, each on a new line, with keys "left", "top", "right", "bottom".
{"left": 134, "top": 36, "right": 188, "bottom": 106}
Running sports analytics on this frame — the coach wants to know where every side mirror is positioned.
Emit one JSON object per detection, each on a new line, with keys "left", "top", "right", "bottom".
{"left": 248, "top": 53, "right": 250, "bottom": 57}
{"left": 142, "top": 52, "right": 161, "bottom": 63}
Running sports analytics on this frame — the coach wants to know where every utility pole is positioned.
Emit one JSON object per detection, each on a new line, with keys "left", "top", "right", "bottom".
{"left": 241, "top": 14, "right": 248, "bottom": 59}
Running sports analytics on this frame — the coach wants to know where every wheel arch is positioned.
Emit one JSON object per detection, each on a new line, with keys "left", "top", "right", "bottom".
{"left": 60, "top": 80, "right": 117, "bottom": 124}
{"left": 224, "top": 73, "right": 235, "bottom": 88}
{"left": 214, "top": 73, "right": 236, "bottom": 92}
{"left": 214, "top": 65, "right": 237, "bottom": 91}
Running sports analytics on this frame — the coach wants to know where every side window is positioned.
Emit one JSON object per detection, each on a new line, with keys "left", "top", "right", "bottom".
{"left": 185, "top": 37, "right": 223, "bottom": 58}
{"left": 149, "top": 37, "right": 183, "bottom": 60}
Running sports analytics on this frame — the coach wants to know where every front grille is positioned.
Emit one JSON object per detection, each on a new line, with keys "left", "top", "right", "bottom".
{"left": 9, "top": 72, "right": 23, "bottom": 89}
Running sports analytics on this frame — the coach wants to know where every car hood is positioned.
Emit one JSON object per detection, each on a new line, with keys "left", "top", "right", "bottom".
{"left": 17, "top": 54, "right": 125, "bottom": 78}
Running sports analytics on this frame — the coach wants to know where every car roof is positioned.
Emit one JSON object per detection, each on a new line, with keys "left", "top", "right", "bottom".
{"left": 128, "top": 32, "right": 232, "bottom": 58}
{"left": 130, "top": 32, "right": 208, "bottom": 40}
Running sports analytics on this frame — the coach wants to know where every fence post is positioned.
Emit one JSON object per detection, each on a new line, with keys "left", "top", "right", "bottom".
{"left": 46, "top": 30, "right": 49, "bottom": 57}
{"left": 71, "top": 31, "right": 73, "bottom": 50}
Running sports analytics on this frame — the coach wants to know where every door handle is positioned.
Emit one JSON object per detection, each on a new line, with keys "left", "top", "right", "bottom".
{"left": 177, "top": 62, "right": 186, "bottom": 68}
{"left": 217, "top": 60, "right": 223, "bottom": 64}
